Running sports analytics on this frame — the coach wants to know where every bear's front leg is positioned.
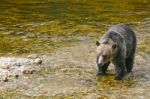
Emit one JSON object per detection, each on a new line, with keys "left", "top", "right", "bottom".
{"left": 114, "top": 61, "right": 125, "bottom": 80}
{"left": 125, "top": 57, "right": 134, "bottom": 73}
{"left": 96, "top": 62, "right": 110, "bottom": 76}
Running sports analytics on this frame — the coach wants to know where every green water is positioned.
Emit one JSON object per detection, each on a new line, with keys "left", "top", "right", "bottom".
{"left": 0, "top": 0, "right": 150, "bottom": 55}
{"left": 0, "top": 0, "right": 150, "bottom": 98}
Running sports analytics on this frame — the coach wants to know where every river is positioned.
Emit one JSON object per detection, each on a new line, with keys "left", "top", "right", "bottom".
{"left": 0, "top": 0, "right": 150, "bottom": 98}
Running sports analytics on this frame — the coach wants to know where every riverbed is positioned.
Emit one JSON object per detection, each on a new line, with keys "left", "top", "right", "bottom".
{"left": 0, "top": 0, "right": 150, "bottom": 98}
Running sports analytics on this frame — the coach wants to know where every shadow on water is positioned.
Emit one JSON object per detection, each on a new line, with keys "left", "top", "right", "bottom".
{"left": 0, "top": 0, "right": 150, "bottom": 98}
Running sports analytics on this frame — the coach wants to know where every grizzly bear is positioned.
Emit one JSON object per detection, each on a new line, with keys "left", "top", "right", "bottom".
{"left": 96, "top": 24, "right": 136, "bottom": 80}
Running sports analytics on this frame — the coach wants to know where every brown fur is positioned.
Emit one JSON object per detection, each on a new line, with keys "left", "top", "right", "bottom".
{"left": 96, "top": 44, "right": 112, "bottom": 63}
{"left": 96, "top": 24, "right": 136, "bottom": 80}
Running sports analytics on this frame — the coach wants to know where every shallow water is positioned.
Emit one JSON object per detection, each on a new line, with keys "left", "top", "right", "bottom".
{"left": 0, "top": 0, "right": 150, "bottom": 98}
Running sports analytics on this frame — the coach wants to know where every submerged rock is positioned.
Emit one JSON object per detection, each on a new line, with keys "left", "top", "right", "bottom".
{"left": 16, "top": 31, "right": 24, "bottom": 35}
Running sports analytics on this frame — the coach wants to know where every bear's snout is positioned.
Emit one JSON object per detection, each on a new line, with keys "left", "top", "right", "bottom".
{"left": 97, "top": 56, "right": 104, "bottom": 66}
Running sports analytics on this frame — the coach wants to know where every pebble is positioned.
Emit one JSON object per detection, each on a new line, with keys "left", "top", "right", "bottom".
{"left": 139, "top": 96, "right": 144, "bottom": 99}
{"left": 19, "top": 65, "right": 36, "bottom": 74}
{"left": 144, "top": 75, "right": 149, "bottom": 79}
{"left": 0, "top": 64, "right": 10, "bottom": 69}
{"left": 16, "top": 31, "right": 24, "bottom": 35}
{"left": 33, "top": 58, "right": 42, "bottom": 64}
{"left": 0, "top": 69, "right": 10, "bottom": 81}
{"left": 0, "top": 56, "right": 42, "bottom": 81}
{"left": 27, "top": 54, "right": 38, "bottom": 59}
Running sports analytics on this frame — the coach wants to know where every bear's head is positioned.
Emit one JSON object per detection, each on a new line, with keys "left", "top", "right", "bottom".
{"left": 96, "top": 39, "right": 117, "bottom": 67}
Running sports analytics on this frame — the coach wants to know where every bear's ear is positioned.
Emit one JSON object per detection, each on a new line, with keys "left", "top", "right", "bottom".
{"left": 96, "top": 41, "right": 100, "bottom": 46}
{"left": 112, "top": 43, "right": 117, "bottom": 49}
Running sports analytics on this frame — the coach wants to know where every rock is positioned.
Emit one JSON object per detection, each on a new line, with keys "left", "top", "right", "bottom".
{"left": 27, "top": 54, "right": 38, "bottom": 59}
{"left": 0, "top": 68, "right": 11, "bottom": 81}
{"left": 3, "top": 77, "right": 8, "bottom": 82}
{"left": 0, "top": 64, "right": 10, "bottom": 69}
{"left": 144, "top": 75, "right": 150, "bottom": 79}
{"left": 33, "top": 58, "right": 42, "bottom": 64}
{"left": 0, "top": 56, "right": 42, "bottom": 80}
{"left": 15, "top": 74, "right": 19, "bottom": 78}
{"left": 16, "top": 31, "right": 24, "bottom": 35}
{"left": 19, "top": 65, "right": 36, "bottom": 74}
{"left": 135, "top": 55, "right": 146, "bottom": 65}
{"left": 139, "top": 96, "right": 144, "bottom": 99}
{"left": 14, "top": 63, "right": 22, "bottom": 67}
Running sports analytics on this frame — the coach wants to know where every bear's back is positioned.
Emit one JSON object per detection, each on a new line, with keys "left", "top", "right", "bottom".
{"left": 108, "top": 24, "right": 135, "bottom": 37}
{"left": 108, "top": 24, "right": 136, "bottom": 57}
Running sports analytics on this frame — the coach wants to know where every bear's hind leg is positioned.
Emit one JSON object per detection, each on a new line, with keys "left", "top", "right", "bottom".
{"left": 96, "top": 62, "right": 110, "bottom": 76}
{"left": 125, "top": 57, "right": 134, "bottom": 73}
